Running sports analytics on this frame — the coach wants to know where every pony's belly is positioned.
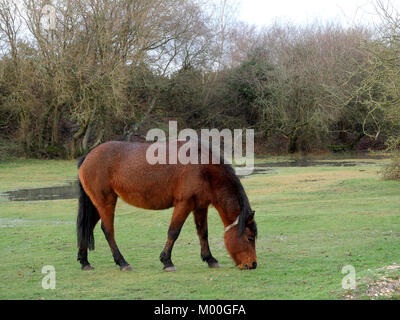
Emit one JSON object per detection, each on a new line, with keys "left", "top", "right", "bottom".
{"left": 116, "top": 190, "right": 174, "bottom": 211}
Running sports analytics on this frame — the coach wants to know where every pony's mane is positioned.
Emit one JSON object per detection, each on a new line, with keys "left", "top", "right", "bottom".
{"left": 222, "top": 163, "right": 258, "bottom": 237}
{"left": 194, "top": 137, "right": 257, "bottom": 237}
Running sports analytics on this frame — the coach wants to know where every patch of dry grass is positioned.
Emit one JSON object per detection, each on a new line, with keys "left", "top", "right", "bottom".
{"left": 345, "top": 264, "right": 400, "bottom": 300}
{"left": 248, "top": 168, "right": 377, "bottom": 195}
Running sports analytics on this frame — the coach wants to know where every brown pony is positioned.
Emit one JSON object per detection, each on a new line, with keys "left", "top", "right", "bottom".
{"left": 76, "top": 140, "right": 257, "bottom": 271}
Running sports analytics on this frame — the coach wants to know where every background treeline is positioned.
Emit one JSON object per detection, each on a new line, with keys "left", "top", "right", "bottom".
{"left": 1, "top": 0, "right": 400, "bottom": 159}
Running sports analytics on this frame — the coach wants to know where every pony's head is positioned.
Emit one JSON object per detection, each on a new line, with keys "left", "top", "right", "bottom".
{"left": 210, "top": 163, "right": 258, "bottom": 270}
{"left": 224, "top": 209, "right": 257, "bottom": 270}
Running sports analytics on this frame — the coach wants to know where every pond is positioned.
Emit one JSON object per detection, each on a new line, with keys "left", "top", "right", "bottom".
{"left": 2, "top": 181, "right": 79, "bottom": 202}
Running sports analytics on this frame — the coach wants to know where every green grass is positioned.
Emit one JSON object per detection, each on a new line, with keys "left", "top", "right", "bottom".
{"left": 0, "top": 156, "right": 399, "bottom": 299}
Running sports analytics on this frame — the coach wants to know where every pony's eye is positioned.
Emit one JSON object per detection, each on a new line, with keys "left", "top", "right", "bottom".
{"left": 248, "top": 236, "right": 255, "bottom": 242}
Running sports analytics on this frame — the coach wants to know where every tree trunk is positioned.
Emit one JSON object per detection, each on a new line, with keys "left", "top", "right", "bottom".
{"left": 81, "top": 121, "right": 93, "bottom": 155}
{"left": 349, "top": 132, "right": 365, "bottom": 151}
{"left": 288, "top": 134, "right": 299, "bottom": 154}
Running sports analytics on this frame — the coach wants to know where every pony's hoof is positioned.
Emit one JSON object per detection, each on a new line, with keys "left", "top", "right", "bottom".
{"left": 163, "top": 266, "right": 176, "bottom": 272}
{"left": 120, "top": 265, "right": 133, "bottom": 271}
{"left": 82, "top": 264, "right": 94, "bottom": 271}
{"left": 208, "top": 262, "right": 222, "bottom": 268}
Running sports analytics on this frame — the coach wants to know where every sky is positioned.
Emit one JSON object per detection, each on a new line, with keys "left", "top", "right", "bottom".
{"left": 237, "top": 0, "right": 396, "bottom": 28}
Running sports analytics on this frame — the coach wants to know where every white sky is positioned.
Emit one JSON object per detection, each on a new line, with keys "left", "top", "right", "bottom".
{"left": 237, "top": 0, "right": 395, "bottom": 27}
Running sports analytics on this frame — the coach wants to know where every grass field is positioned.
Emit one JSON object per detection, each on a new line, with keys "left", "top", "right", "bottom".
{"left": 0, "top": 155, "right": 399, "bottom": 300}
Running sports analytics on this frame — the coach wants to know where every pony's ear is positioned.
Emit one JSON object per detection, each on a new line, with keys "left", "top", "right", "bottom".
{"left": 248, "top": 210, "right": 255, "bottom": 221}
{"left": 238, "top": 210, "right": 256, "bottom": 236}
{"left": 248, "top": 210, "right": 257, "bottom": 238}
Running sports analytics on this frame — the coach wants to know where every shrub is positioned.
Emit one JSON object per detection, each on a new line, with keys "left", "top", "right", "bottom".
{"left": 381, "top": 153, "right": 400, "bottom": 181}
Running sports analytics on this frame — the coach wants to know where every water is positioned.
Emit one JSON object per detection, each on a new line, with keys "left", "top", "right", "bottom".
{"left": 255, "top": 160, "right": 377, "bottom": 168}
{"left": 2, "top": 181, "right": 79, "bottom": 202}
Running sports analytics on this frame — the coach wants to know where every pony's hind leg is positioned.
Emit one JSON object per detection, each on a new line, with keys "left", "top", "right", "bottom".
{"left": 78, "top": 243, "right": 97, "bottom": 270}
{"left": 160, "top": 202, "right": 192, "bottom": 271}
{"left": 98, "top": 200, "right": 132, "bottom": 271}
{"left": 77, "top": 210, "right": 100, "bottom": 270}
{"left": 78, "top": 215, "right": 99, "bottom": 271}
{"left": 76, "top": 176, "right": 100, "bottom": 271}
{"left": 193, "top": 208, "right": 221, "bottom": 268}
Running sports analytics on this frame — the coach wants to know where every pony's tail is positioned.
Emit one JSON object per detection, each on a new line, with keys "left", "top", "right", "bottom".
{"left": 77, "top": 156, "right": 98, "bottom": 251}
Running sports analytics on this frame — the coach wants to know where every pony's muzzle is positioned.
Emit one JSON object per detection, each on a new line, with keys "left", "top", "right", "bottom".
{"left": 238, "top": 261, "right": 257, "bottom": 270}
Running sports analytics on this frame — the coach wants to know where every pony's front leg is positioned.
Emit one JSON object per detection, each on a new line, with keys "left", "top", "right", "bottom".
{"left": 160, "top": 202, "right": 192, "bottom": 271}
{"left": 193, "top": 208, "right": 221, "bottom": 268}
